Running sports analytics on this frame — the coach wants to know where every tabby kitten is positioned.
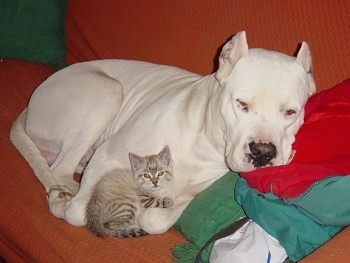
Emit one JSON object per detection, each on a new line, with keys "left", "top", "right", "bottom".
{"left": 86, "top": 145, "right": 174, "bottom": 238}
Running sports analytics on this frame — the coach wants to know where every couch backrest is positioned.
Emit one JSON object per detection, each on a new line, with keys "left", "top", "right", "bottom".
{"left": 66, "top": 1, "right": 350, "bottom": 91}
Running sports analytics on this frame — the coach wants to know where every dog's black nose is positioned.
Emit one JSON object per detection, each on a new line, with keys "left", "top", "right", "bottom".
{"left": 248, "top": 141, "right": 277, "bottom": 168}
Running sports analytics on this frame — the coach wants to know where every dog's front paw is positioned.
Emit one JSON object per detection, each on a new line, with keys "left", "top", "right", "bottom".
{"left": 48, "top": 185, "right": 73, "bottom": 218}
{"left": 48, "top": 185, "right": 73, "bottom": 201}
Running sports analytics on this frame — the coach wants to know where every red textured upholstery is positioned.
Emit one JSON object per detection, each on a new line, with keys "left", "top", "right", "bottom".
{"left": 66, "top": 1, "right": 350, "bottom": 91}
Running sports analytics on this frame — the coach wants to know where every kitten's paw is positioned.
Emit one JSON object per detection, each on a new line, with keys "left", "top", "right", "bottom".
{"left": 48, "top": 185, "right": 73, "bottom": 218}
{"left": 161, "top": 197, "right": 174, "bottom": 208}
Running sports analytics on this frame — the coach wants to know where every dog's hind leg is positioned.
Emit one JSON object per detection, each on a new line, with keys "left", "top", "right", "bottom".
{"left": 10, "top": 110, "right": 59, "bottom": 193}
{"left": 44, "top": 78, "right": 124, "bottom": 219}
{"left": 28, "top": 71, "right": 124, "bottom": 193}
{"left": 49, "top": 93, "right": 123, "bottom": 195}
{"left": 48, "top": 148, "right": 117, "bottom": 225}
{"left": 49, "top": 109, "right": 118, "bottom": 195}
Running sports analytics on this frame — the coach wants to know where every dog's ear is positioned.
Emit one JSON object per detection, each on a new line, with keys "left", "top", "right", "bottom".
{"left": 295, "top": 42, "right": 316, "bottom": 96}
{"left": 295, "top": 42, "right": 312, "bottom": 73}
{"left": 215, "top": 31, "right": 249, "bottom": 85}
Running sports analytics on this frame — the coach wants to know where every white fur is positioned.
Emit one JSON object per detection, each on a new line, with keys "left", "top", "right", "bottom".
{"left": 10, "top": 31, "right": 315, "bottom": 233}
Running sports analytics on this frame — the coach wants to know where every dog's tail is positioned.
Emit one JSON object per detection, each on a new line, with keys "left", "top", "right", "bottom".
{"left": 10, "top": 109, "right": 58, "bottom": 192}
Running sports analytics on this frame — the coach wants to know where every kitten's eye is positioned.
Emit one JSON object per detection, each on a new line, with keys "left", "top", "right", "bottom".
{"left": 158, "top": 171, "right": 165, "bottom": 177}
{"left": 236, "top": 99, "right": 249, "bottom": 112}
{"left": 285, "top": 109, "right": 297, "bottom": 116}
{"left": 143, "top": 173, "right": 151, "bottom": 179}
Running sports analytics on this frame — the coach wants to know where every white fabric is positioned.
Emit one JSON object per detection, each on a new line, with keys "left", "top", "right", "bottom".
{"left": 210, "top": 220, "right": 287, "bottom": 263}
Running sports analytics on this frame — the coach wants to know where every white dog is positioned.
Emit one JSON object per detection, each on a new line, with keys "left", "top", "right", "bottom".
{"left": 10, "top": 32, "right": 315, "bottom": 234}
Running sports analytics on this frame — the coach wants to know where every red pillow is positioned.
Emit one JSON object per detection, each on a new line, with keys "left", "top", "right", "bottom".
{"left": 240, "top": 78, "right": 350, "bottom": 198}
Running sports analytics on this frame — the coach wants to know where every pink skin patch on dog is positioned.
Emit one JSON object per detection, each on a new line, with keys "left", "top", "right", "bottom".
{"left": 40, "top": 150, "right": 58, "bottom": 166}
{"left": 40, "top": 148, "right": 94, "bottom": 167}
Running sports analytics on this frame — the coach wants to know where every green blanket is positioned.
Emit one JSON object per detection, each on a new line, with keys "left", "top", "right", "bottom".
{"left": 172, "top": 172, "right": 244, "bottom": 263}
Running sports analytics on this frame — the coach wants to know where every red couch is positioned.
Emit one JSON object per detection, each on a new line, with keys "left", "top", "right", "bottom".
{"left": 1, "top": 1, "right": 350, "bottom": 262}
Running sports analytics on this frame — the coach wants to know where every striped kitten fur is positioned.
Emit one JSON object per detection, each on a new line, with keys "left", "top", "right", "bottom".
{"left": 86, "top": 145, "right": 174, "bottom": 238}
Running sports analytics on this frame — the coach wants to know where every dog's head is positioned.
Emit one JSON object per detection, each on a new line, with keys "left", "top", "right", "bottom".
{"left": 215, "top": 31, "right": 316, "bottom": 172}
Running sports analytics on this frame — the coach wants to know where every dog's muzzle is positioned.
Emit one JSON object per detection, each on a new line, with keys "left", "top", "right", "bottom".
{"left": 247, "top": 141, "right": 277, "bottom": 168}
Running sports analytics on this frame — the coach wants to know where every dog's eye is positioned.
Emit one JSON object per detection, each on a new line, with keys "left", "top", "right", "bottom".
{"left": 285, "top": 109, "right": 297, "bottom": 116}
{"left": 236, "top": 99, "right": 249, "bottom": 112}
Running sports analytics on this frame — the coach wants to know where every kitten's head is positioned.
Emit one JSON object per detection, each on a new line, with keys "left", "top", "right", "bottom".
{"left": 129, "top": 145, "right": 173, "bottom": 191}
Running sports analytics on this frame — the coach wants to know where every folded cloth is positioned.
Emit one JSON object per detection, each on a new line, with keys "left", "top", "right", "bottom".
{"left": 285, "top": 175, "right": 350, "bottom": 226}
{"left": 235, "top": 178, "right": 342, "bottom": 261}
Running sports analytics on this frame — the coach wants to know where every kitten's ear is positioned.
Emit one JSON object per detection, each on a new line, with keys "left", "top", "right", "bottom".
{"left": 129, "top": 153, "right": 144, "bottom": 171}
{"left": 159, "top": 145, "right": 172, "bottom": 166}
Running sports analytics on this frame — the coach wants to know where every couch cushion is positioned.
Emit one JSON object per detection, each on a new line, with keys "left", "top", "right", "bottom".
{"left": 0, "top": 0, "right": 68, "bottom": 69}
